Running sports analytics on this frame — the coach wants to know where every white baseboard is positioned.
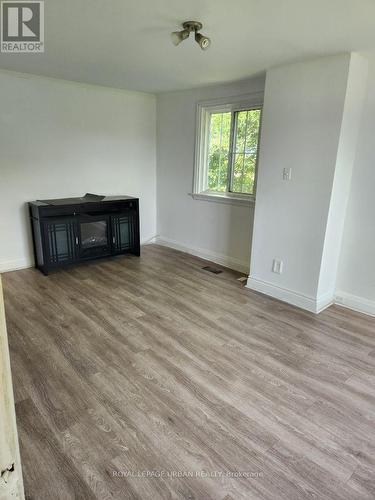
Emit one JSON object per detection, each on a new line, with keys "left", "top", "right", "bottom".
{"left": 154, "top": 236, "right": 249, "bottom": 274}
{"left": 0, "top": 258, "right": 33, "bottom": 274}
{"left": 317, "top": 292, "right": 335, "bottom": 314}
{"left": 335, "top": 291, "right": 375, "bottom": 317}
{"left": 246, "top": 277, "right": 375, "bottom": 318}
{"left": 141, "top": 235, "right": 157, "bottom": 245}
{"left": 246, "top": 276, "right": 334, "bottom": 314}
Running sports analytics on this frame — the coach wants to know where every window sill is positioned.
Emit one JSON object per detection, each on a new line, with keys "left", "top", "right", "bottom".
{"left": 189, "top": 192, "right": 255, "bottom": 207}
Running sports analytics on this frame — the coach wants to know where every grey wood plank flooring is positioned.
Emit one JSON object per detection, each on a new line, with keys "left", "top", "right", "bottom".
{"left": 3, "top": 244, "right": 375, "bottom": 499}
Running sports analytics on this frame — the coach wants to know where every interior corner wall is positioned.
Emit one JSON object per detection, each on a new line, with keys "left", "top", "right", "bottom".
{"left": 247, "top": 54, "right": 353, "bottom": 312}
{"left": 317, "top": 53, "right": 368, "bottom": 299}
{"left": 156, "top": 76, "right": 265, "bottom": 273}
{"left": 0, "top": 71, "right": 157, "bottom": 273}
{"left": 336, "top": 50, "right": 375, "bottom": 315}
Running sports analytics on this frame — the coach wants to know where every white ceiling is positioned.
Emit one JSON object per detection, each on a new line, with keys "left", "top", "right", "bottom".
{"left": 0, "top": 0, "right": 375, "bottom": 93}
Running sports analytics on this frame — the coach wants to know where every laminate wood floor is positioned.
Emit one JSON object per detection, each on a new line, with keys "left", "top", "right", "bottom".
{"left": 3, "top": 244, "right": 375, "bottom": 500}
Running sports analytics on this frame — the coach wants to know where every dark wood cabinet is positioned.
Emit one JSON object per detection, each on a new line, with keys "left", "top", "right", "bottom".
{"left": 29, "top": 194, "right": 140, "bottom": 275}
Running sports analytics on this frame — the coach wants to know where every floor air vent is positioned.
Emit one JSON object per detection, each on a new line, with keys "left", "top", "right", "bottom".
{"left": 202, "top": 266, "right": 223, "bottom": 274}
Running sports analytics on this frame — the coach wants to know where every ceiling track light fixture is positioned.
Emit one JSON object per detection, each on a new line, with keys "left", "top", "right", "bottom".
{"left": 171, "top": 21, "right": 211, "bottom": 50}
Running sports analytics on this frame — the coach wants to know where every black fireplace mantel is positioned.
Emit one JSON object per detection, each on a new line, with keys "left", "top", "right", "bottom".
{"left": 29, "top": 194, "right": 140, "bottom": 275}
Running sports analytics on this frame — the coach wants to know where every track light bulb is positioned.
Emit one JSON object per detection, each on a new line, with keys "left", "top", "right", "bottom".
{"left": 170, "top": 29, "right": 190, "bottom": 46}
{"left": 171, "top": 21, "right": 211, "bottom": 50}
{"left": 195, "top": 32, "right": 211, "bottom": 50}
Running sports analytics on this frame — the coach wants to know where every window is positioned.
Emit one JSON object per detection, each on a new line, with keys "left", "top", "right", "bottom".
{"left": 193, "top": 95, "right": 263, "bottom": 204}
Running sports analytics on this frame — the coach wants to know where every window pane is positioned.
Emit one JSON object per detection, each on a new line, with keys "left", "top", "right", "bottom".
{"left": 207, "top": 112, "right": 231, "bottom": 192}
{"left": 232, "top": 153, "right": 244, "bottom": 193}
{"left": 232, "top": 153, "right": 257, "bottom": 193}
{"left": 234, "top": 111, "right": 248, "bottom": 153}
{"left": 231, "top": 109, "right": 261, "bottom": 194}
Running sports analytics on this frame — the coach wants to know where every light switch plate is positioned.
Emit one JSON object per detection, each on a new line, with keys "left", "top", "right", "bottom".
{"left": 272, "top": 259, "right": 283, "bottom": 274}
{"left": 283, "top": 168, "right": 292, "bottom": 181}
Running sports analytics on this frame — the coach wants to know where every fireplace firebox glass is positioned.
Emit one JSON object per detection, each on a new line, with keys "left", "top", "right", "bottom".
{"left": 80, "top": 220, "right": 108, "bottom": 249}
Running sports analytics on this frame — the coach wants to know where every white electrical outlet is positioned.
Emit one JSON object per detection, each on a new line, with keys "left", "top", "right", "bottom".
{"left": 272, "top": 259, "right": 283, "bottom": 274}
{"left": 283, "top": 167, "right": 292, "bottom": 181}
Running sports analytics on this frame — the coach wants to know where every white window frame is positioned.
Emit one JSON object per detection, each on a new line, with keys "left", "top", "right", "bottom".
{"left": 192, "top": 92, "right": 264, "bottom": 206}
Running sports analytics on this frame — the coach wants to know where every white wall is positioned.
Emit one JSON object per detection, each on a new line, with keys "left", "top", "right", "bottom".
{"left": 336, "top": 50, "right": 375, "bottom": 315}
{"left": 247, "top": 54, "right": 366, "bottom": 312}
{"left": 0, "top": 71, "right": 156, "bottom": 272}
{"left": 1, "top": 59, "right": 373, "bottom": 317}
{"left": 317, "top": 54, "right": 368, "bottom": 299}
{"left": 156, "top": 76, "right": 265, "bottom": 273}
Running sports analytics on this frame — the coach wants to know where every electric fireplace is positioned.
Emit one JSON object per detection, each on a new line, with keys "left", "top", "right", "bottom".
{"left": 29, "top": 193, "right": 140, "bottom": 274}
